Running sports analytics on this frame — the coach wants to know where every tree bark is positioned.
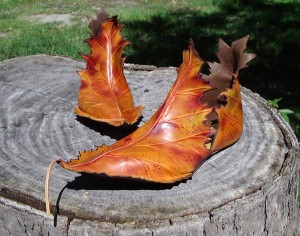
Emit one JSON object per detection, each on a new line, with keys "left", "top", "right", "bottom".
{"left": 0, "top": 55, "right": 299, "bottom": 235}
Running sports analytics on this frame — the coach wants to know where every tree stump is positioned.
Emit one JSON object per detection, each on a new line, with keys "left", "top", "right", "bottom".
{"left": 0, "top": 55, "right": 299, "bottom": 235}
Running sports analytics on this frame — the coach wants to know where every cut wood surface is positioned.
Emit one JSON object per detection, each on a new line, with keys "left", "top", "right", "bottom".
{"left": 0, "top": 55, "right": 299, "bottom": 235}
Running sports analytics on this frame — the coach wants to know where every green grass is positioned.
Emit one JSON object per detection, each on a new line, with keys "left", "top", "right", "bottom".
{"left": 0, "top": 0, "right": 299, "bottom": 140}
{"left": 0, "top": 0, "right": 218, "bottom": 60}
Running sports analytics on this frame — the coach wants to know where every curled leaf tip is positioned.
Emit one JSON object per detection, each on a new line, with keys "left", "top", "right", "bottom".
{"left": 231, "top": 35, "right": 256, "bottom": 72}
{"left": 190, "top": 40, "right": 201, "bottom": 58}
{"left": 88, "top": 10, "right": 110, "bottom": 36}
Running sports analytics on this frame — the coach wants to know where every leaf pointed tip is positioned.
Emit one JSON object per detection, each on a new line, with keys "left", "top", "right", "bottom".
{"left": 187, "top": 39, "right": 198, "bottom": 55}
{"left": 188, "top": 38, "right": 195, "bottom": 48}
{"left": 184, "top": 38, "right": 204, "bottom": 67}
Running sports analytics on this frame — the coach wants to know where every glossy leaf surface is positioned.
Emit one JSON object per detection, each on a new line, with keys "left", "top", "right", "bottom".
{"left": 59, "top": 42, "right": 215, "bottom": 183}
{"left": 211, "top": 78, "right": 243, "bottom": 151}
{"left": 46, "top": 36, "right": 256, "bottom": 215}
{"left": 75, "top": 15, "right": 143, "bottom": 126}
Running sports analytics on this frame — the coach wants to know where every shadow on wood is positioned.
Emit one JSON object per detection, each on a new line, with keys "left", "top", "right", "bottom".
{"left": 0, "top": 55, "right": 299, "bottom": 235}
{"left": 76, "top": 116, "right": 142, "bottom": 141}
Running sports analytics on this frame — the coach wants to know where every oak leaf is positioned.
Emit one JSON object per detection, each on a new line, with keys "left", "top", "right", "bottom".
{"left": 75, "top": 14, "right": 143, "bottom": 126}
{"left": 203, "top": 36, "right": 256, "bottom": 151}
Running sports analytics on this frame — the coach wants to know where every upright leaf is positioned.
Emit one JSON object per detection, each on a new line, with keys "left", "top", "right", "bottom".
{"left": 211, "top": 77, "right": 243, "bottom": 151}
{"left": 58, "top": 41, "right": 215, "bottom": 183}
{"left": 203, "top": 36, "right": 256, "bottom": 151}
{"left": 75, "top": 14, "right": 143, "bottom": 126}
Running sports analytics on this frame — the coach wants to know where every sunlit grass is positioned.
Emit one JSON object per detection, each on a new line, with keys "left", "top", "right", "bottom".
{"left": 0, "top": 0, "right": 219, "bottom": 61}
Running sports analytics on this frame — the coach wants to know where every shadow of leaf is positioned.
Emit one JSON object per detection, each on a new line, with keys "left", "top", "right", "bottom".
{"left": 65, "top": 173, "right": 184, "bottom": 191}
{"left": 76, "top": 116, "right": 142, "bottom": 140}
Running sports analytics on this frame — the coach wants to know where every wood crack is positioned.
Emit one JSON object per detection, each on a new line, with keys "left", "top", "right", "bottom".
{"left": 263, "top": 196, "right": 269, "bottom": 235}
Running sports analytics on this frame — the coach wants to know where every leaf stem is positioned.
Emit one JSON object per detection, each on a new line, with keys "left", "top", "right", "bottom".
{"left": 45, "top": 160, "right": 59, "bottom": 215}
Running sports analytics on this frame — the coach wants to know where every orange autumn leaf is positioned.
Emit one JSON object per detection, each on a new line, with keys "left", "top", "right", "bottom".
{"left": 211, "top": 78, "right": 243, "bottom": 151}
{"left": 75, "top": 13, "right": 143, "bottom": 126}
{"left": 46, "top": 36, "right": 256, "bottom": 215}
{"left": 59, "top": 41, "right": 214, "bottom": 183}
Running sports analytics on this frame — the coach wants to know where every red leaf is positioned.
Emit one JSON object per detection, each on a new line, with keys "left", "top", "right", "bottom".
{"left": 75, "top": 14, "right": 143, "bottom": 126}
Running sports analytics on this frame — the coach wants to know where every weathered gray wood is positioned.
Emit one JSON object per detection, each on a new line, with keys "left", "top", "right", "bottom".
{"left": 0, "top": 55, "right": 299, "bottom": 235}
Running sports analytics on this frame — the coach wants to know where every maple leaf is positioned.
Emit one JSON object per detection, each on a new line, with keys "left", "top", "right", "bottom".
{"left": 75, "top": 13, "right": 143, "bottom": 126}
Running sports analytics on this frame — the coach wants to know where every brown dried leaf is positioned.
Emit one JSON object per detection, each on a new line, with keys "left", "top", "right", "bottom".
{"left": 202, "top": 35, "right": 256, "bottom": 107}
